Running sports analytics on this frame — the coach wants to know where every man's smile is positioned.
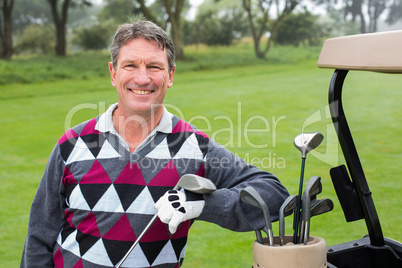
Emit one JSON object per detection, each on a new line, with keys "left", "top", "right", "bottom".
{"left": 128, "top": 89, "right": 154, "bottom": 95}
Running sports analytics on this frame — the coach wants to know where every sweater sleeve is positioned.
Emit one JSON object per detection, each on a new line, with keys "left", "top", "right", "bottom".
{"left": 199, "top": 139, "right": 289, "bottom": 232}
{"left": 21, "top": 144, "right": 66, "bottom": 268}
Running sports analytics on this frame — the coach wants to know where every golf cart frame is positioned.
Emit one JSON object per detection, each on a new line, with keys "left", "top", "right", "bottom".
{"left": 317, "top": 31, "right": 402, "bottom": 267}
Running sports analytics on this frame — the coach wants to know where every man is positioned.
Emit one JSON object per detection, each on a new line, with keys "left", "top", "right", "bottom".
{"left": 21, "top": 20, "right": 289, "bottom": 267}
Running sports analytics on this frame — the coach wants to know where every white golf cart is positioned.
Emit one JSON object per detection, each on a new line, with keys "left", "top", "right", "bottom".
{"left": 318, "top": 30, "right": 402, "bottom": 267}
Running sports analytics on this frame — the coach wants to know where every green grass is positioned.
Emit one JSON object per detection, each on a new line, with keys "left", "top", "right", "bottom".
{"left": 1, "top": 44, "right": 401, "bottom": 267}
{"left": 0, "top": 51, "right": 111, "bottom": 85}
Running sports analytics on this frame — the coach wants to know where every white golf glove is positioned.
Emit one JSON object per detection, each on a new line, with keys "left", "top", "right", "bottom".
{"left": 155, "top": 189, "right": 205, "bottom": 234}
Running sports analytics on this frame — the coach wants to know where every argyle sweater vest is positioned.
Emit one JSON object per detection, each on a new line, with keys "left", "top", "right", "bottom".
{"left": 53, "top": 115, "right": 209, "bottom": 268}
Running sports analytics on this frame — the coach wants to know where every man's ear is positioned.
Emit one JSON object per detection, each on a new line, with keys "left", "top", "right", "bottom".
{"left": 167, "top": 65, "right": 176, "bottom": 88}
{"left": 108, "top": 62, "right": 116, "bottom": 87}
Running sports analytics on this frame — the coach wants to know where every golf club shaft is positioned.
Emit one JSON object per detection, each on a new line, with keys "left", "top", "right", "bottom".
{"left": 260, "top": 226, "right": 274, "bottom": 246}
{"left": 279, "top": 214, "right": 285, "bottom": 246}
{"left": 293, "top": 157, "right": 305, "bottom": 244}
{"left": 299, "top": 219, "right": 305, "bottom": 244}
{"left": 240, "top": 186, "right": 274, "bottom": 246}
{"left": 115, "top": 214, "right": 158, "bottom": 268}
{"left": 255, "top": 230, "right": 264, "bottom": 244}
{"left": 303, "top": 221, "right": 310, "bottom": 245}
{"left": 267, "top": 229, "right": 274, "bottom": 246}
{"left": 116, "top": 184, "right": 181, "bottom": 268}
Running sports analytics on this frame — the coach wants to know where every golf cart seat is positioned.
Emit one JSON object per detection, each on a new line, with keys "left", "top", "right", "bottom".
{"left": 318, "top": 30, "right": 402, "bottom": 73}
{"left": 317, "top": 31, "right": 402, "bottom": 267}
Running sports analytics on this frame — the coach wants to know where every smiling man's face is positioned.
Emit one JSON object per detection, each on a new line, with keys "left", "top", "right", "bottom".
{"left": 108, "top": 38, "right": 176, "bottom": 120}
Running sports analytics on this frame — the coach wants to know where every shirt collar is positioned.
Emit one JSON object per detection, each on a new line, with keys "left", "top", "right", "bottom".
{"left": 95, "top": 103, "right": 173, "bottom": 135}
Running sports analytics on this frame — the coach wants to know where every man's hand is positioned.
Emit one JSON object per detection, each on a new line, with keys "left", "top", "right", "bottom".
{"left": 155, "top": 190, "right": 205, "bottom": 234}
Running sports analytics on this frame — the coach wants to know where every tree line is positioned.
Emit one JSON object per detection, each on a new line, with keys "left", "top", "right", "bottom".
{"left": 1, "top": 0, "right": 401, "bottom": 61}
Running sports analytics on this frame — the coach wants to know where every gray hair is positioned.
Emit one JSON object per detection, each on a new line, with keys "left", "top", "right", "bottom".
{"left": 110, "top": 21, "right": 175, "bottom": 72}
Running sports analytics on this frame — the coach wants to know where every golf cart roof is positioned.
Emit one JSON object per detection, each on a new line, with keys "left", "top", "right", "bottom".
{"left": 317, "top": 30, "right": 402, "bottom": 73}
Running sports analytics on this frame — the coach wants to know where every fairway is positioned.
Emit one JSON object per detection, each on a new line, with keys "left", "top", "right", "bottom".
{"left": 1, "top": 51, "right": 401, "bottom": 267}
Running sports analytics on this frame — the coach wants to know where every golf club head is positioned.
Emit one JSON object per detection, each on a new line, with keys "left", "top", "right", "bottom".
{"left": 279, "top": 195, "right": 298, "bottom": 243}
{"left": 311, "top": 198, "right": 334, "bottom": 217}
{"left": 281, "top": 195, "right": 298, "bottom": 216}
{"left": 175, "top": 174, "right": 216, "bottom": 194}
{"left": 303, "top": 198, "right": 334, "bottom": 245}
{"left": 301, "top": 177, "right": 319, "bottom": 221}
{"left": 308, "top": 176, "right": 322, "bottom": 200}
{"left": 298, "top": 176, "right": 321, "bottom": 240}
{"left": 240, "top": 186, "right": 274, "bottom": 246}
{"left": 294, "top": 132, "right": 324, "bottom": 158}
{"left": 240, "top": 186, "right": 272, "bottom": 229}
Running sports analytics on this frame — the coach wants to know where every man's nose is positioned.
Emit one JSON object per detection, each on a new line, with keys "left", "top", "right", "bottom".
{"left": 133, "top": 66, "right": 151, "bottom": 85}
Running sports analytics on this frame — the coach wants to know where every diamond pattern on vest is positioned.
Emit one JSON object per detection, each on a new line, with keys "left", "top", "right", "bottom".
{"left": 144, "top": 138, "right": 171, "bottom": 159}
{"left": 172, "top": 132, "right": 204, "bottom": 160}
{"left": 81, "top": 160, "right": 112, "bottom": 184}
{"left": 60, "top": 135, "right": 79, "bottom": 163}
{"left": 80, "top": 133, "right": 105, "bottom": 158}
{"left": 81, "top": 238, "right": 114, "bottom": 266}
{"left": 55, "top": 117, "right": 209, "bottom": 267}
{"left": 91, "top": 184, "right": 124, "bottom": 213}
{"left": 102, "top": 214, "right": 136, "bottom": 241}
{"left": 114, "top": 184, "right": 145, "bottom": 211}
{"left": 76, "top": 212, "right": 101, "bottom": 237}
{"left": 66, "top": 137, "right": 96, "bottom": 165}
{"left": 150, "top": 240, "right": 180, "bottom": 266}
{"left": 97, "top": 138, "right": 123, "bottom": 160}
{"left": 125, "top": 186, "right": 157, "bottom": 215}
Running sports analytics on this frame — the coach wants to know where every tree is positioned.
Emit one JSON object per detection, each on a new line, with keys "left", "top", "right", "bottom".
{"left": 386, "top": 0, "right": 402, "bottom": 25}
{"left": 98, "top": 0, "right": 138, "bottom": 25}
{"left": 185, "top": 0, "right": 248, "bottom": 46}
{"left": 0, "top": 0, "right": 14, "bottom": 60}
{"left": 314, "top": 0, "right": 398, "bottom": 33}
{"left": 242, "top": 0, "right": 301, "bottom": 59}
{"left": 135, "top": 0, "right": 188, "bottom": 60}
{"left": 343, "top": 0, "right": 389, "bottom": 33}
{"left": 12, "top": 0, "right": 52, "bottom": 33}
{"left": 47, "top": 0, "right": 70, "bottom": 56}
{"left": 15, "top": 23, "right": 55, "bottom": 54}
{"left": 276, "top": 9, "right": 330, "bottom": 46}
{"left": 72, "top": 20, "right": 115, "bottom": 50}
{"left": 46, "top": 0, "right": 92, "bottom": 56}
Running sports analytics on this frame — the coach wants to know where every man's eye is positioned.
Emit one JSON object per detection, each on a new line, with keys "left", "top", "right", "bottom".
{"left": 122, "top": 63, "right": 136, "bottom": 69}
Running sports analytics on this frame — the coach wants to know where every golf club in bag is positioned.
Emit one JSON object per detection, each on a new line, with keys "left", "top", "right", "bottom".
{"left": 240, "top": 186, "right": 274, "bottom": 246}
{"left": 306, "top": 198, "right": 334, "bottom": 243}
{"left": 300, "top": 176, "right": 322, "bottom": 244}
{"left": 279, "top": 195, "right": 298, "bottom": 246}
{"left": 293, "top": 132, "right": 324, "bottom": 243}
